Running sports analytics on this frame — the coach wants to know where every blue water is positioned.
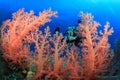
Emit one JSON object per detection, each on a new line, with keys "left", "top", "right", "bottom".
{"left": 0, "top": 0, "right": 120, "bottom": 48}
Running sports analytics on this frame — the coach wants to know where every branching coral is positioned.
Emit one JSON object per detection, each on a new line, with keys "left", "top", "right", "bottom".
{"left": 1, "top": 8, "right": 57, "bottom": 65}
{"left": 45, "top": 33, "right": 66, "bottom": 79}
{"left": 26, "top": 29, "right": 67, "bottom": 79}
{"left": 24, "top": 26, "right": 52, "bottom": 79}
{"left": 77, "top": 12, "right": 114, "bottom": 79}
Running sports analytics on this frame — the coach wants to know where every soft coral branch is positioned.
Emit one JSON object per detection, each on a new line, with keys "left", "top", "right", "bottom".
{"left": 78, "top": 12, "right": 114, "bottom": 79}
{"left": 1, "top": 8, "right": 57, "bottom": 65}
{"left": 11, "top": 8, "right": 57, "bottom": 48}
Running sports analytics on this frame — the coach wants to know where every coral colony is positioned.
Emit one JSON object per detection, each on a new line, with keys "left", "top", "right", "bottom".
{"left": 0, "top": 8, "right": 114, "bottom": 80}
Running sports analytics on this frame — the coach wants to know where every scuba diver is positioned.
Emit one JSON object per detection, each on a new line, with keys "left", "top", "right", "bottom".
{"left": 54, "top": 19, "right": 83, "bottom": 46}
{"left": 64, "top": 27, "right": 77, "bottom": 44}
{"left": 63, "top": 19, "right": 83, "bottom": 46}
{"left": 63, "top": 26, "right": 82, "bottom": 46}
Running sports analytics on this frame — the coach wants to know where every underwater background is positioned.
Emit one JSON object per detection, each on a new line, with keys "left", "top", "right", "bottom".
{"left": 0, "top": 0, "right": 120, "bottom": 80}
{"left": 0, "top": 0, "right": 120, "bottom": 48}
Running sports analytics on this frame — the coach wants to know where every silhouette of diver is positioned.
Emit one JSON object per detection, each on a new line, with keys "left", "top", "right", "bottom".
{"left": 54, "top": 27, "right": 60, "bottom": 34}
{"left": 78, "top": 19, "right": 82, "bottom": 24}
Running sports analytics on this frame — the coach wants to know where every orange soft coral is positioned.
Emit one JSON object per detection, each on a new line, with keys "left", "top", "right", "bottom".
{"left": 77, "top": 12, "right": 114, "bottom": 79}
{"left": 27, "top": 29, "right": 67, "bottom": 79}
{"left": 25, "top": 27, "right": 52, "bottom": 79}
{"left": 1, "top": 8, "right": 57, "bottom": 65}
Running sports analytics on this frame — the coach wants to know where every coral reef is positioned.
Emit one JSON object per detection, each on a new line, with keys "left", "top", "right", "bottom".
{"left": 0, "top": 9, "right": 115, "bottom": 80}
